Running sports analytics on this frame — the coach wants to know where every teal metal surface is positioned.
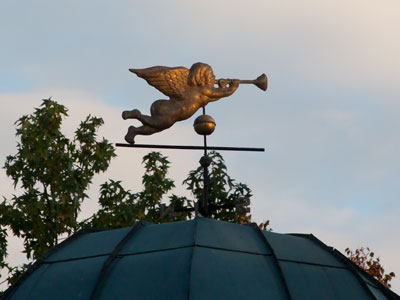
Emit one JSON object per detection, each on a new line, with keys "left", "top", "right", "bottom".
{"left": 190, "top": 247, "right": 287, "bottom": 299}
{"left": 119, "top": 219, "right": 196, "bottom": 255}
{"left": 4, "top": 218, "right": 399, "bottom": 300}
{"left": 99, "top": 248, "right": 191, "bottom": 299}
{"left": 369, "top": 285, "right": 393, "bottom": 300}
{"left": 45, "top": 227, "right": 131, "bottom": 262}
{"left": 280, "top": 261, "right": 372, "bottom": 299}
{"left": 196, "top": 218, "right": 271, "bottom": 255}
{"left": 264, "top": 232, "right": 344, "bottom": 267}
{"left": 12, "top": 256, "right": 107, "bottom": 300}
{"left": 358, "top": 273, "right": 391, "bottom": 300}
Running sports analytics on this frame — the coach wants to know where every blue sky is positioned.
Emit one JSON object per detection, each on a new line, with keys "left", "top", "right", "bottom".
{"left": 1, "top": 0, "right": 400, "bottom": 292}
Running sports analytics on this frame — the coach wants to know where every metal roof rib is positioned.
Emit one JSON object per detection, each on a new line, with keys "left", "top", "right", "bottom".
{"left": 2, "top": 227, "right": 103, "bottom": 300}
{"left": 331, "top": 248, "right": 400, "bottom": 300}
{"left": 296, "top": 233, "right": 384, "bottom": 300}
{"left": 89, "top": 221, "right": 147, "bottom": 300}
{"left": 187, "top": 217, "right": 199, "bottom": 300}
{"left": 249, "top": 223, "right": 293, "bottom": 300}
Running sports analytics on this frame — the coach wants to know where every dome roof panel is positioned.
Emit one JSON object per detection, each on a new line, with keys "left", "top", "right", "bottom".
{"left": 45, "top": 227, "right": 131, "bottom": 262}
{"left": 195, "top": 218, "right": 271, "bottom": 255}
{"left": 263, "top": 232, "right": 344, "bottom": 267}
{"left": 119, "top": 219, "right": 196, "bottom": 255}
{"left": 12, "top": 256, "right": 106, "bottom": 300}
{"left": 280, "top": 261, "right": 372, "bottom": 299}
{"left": 98, "top": 248, "right": 191, "bottom": 299}
{"left": 190, "top": 247, "right": 288, "bottom": 299}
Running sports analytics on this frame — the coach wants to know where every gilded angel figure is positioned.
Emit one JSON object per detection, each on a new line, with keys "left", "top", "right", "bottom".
{"left": 122, "top": 62, "right": 240, "bottom": 144}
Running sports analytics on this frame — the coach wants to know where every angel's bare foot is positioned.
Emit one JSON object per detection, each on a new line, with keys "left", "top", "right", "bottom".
{"left": 122, "top": 109, "right": 142, "bottom": 120}
{"left": 124, "top": 126, "right": 136, "bottom": 144}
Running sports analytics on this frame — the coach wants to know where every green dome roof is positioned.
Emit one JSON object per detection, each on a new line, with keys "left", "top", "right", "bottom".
{"left": 3, "top": 218, "right": 399, "bottom": 299}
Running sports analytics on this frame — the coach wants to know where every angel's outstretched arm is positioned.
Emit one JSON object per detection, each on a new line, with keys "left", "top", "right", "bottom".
{"left": 202, "top": 80, "right": 240, "bottom": 102}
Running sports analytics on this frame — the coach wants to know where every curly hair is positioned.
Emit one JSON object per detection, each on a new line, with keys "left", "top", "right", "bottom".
{"left": 188, "top": 62, "right": 215, "bottom": 87}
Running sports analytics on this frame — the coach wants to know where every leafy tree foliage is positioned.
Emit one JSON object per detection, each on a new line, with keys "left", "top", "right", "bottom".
{"left": 85, "top": 151, "right": 251, "bottom": 228}
{"left": 0, "top": 99, "right": 115, "bottom": 284}
{"left": 0, "top": 99, "right": 251, "bottom": 288}
{"left": 183, "top": 152, "right": 251, "bottom": 223}
{"left": 0, "top": 229, "right": 8, "bottom": 274}
{"left": 345, "top": 247, "right": 396, "bottom": 288}
{"left": 258, "top": 220, "right": 273, "bottom": 231}
{"left": 86, "top": 152, "right": 193, "bottom": 228}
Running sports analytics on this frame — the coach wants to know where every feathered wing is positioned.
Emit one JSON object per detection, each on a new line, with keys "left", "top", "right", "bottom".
{"left": 129, "top": 66, "right": 189, "bottom": 99}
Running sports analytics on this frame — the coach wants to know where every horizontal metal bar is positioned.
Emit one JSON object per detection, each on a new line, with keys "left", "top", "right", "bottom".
{"left": 116, "top": 143, "right": 265, "bottom": 152}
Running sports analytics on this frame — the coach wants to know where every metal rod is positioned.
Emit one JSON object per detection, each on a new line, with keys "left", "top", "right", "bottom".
{"left": 116, "top": 143, "right": 265, "bottom": 152}
{"left": 203, "top": 136, "right": 207, "bottom": 156}
{"left": 202, "top": 157, "right": 209, "bottom": 217}
{"left": 202, "top": 136, "right": 209, "bottom": 216}
{"left": 214, "top": 79, "right": 255, "bottom": 84}
{"left": 202, "top": 106, "right": 207, "bottom": 156}
{"left": 239, "top": 79, "right": 255, "bottom": 84}
{"left": 200, "top": 105, "right": 209, "bottom": 217}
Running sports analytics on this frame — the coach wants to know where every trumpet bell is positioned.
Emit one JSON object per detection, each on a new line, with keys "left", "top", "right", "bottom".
{"left": 254, "top": 74, "right": 268, "bottom": 91}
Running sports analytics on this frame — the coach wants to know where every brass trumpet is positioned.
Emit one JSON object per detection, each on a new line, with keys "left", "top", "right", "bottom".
{"left": 215, "top": 73, "right": 268, "bottom": 91}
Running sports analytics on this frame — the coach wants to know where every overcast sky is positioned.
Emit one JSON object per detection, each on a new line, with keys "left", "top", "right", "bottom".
{"left": 1, "top": 0, "right": 400, "bottom": 292}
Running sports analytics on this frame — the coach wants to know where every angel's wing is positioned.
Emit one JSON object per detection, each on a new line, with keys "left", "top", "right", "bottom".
{"left": 129, "top": 66, "right": 189, "bottom": 98}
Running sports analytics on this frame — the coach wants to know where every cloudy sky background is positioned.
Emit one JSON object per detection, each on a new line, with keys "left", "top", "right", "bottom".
{"left": 1, "top": 0, "right": 400, "bottom": 292}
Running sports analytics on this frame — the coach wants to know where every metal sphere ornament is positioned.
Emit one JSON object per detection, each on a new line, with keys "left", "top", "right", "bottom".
{"left": 193, "top": 115, "right": 216, "bottom": 135}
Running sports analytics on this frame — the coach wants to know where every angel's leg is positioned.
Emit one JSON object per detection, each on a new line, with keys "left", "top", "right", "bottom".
{"left": 123, "top": 109, "right": 170, "bottom": 129}
{"left": 122, "top": 109, "right": 142, "bottom": 120}
{"left": 124, "top": 125, "right": 161, "bottom": 144}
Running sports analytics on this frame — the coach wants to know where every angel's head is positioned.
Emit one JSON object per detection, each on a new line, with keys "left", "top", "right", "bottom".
{"left": 188, "top": 63, "right": 215, "bottom": 87}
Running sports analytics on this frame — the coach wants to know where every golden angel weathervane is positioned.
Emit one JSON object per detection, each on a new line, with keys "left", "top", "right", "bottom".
{"left": 122, "top": 62, "right": 267, "bottom": 144}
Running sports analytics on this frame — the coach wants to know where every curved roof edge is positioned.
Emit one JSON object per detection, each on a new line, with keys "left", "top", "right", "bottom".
{"left": 3, "top": 218, "right": 400, "bottom": 300}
